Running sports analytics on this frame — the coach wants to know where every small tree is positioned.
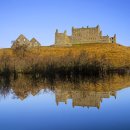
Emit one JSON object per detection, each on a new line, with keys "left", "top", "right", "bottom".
{"left": 12, "top": 41, "right": 28, "bottom": 58}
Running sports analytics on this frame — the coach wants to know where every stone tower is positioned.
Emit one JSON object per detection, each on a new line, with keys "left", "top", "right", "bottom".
{"left": 55, "top": 29, "right": 71, "bottom": 46}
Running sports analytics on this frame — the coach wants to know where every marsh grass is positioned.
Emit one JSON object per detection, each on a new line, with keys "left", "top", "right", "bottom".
{"left": 0, "top": 43, "right": 130, "bottom": 78}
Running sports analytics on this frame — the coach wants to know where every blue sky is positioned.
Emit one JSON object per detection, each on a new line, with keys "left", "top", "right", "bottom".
{"left": 0, "top": 0, "right": 130, "bottom": 48}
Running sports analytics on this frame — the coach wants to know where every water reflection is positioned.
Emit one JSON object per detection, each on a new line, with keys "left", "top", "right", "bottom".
{"left": 55, "top": 88, "right": 116, "bottom": 109}
{"left": 0, "top": 74, "right": 130, "bottom": 109}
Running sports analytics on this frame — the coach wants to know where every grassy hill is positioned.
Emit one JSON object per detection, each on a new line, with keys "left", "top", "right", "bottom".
{"left": 0, "top": 43, "right": 130, "bottom": 76}
{"left": 33, "top": 43, "right": 130, "bottom": 68}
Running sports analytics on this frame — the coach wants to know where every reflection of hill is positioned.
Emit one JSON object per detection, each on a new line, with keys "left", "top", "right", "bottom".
{"left": 0, "top": 74, "right": 130, "bottom": 108}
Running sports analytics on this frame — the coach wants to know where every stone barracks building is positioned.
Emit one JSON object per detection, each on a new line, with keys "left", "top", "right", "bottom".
{"left": 11, "top": 34, "right": 41, "bottom": 49}
{"left": 54, "top": 25, "right": 116, "bottom": 46}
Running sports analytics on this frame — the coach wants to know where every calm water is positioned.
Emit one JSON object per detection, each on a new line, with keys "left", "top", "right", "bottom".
{"left": 0, "top": 75, "right": 130, "bottom": 130}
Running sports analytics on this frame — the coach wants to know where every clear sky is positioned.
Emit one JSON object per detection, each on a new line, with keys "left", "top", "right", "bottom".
{"left": 0, "top": 0, "right": 130, "bottom": 48}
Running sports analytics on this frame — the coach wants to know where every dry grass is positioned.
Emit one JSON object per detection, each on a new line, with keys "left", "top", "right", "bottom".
{"left": 0, "top": 43, "right": 130, "bottom": 76}
{"left": 29, "top": 43, "right": 130, "bottom": 68}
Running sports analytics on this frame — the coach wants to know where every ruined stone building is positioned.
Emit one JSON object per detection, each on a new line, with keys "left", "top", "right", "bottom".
{"left": 55, "top": 25, "right": 116, "bottom": 46}
{"left": 30, "top": 38, "right": 41, "bottom": 47}
{"left": 11, "top": 34, "right": 41, "bottom": 49}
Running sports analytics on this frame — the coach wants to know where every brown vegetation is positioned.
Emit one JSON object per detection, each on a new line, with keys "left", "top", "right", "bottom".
{"left": 0, "top": 43, "right": 130, "bottom": 77}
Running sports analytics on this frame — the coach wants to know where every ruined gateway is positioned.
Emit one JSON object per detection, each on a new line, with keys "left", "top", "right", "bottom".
{"left": 55, "top": 25, "right": 116, "bottom": 46}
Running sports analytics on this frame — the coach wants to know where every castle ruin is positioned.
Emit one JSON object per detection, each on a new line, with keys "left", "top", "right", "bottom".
{"left": 55, "top": 25, "right": 116, "bottom": 46}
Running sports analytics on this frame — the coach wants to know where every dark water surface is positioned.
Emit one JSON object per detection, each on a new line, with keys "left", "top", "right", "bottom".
{"left": 0, "top": 75, "right": 130, "bottom": 130}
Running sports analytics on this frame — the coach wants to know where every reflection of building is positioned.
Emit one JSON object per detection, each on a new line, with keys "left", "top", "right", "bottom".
{"left": 55, "top": 88, "right": 116, "bottom": 109}
{"left": 10, "top": 76, "right": 45, "bottom": 100}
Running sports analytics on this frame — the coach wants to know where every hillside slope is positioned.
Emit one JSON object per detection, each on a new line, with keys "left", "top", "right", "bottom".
{"left": 0, "top": 43, "right": 130, "bottom": 69}
{"left": 36, "top": 43, "right": 130, "bottom": 68}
